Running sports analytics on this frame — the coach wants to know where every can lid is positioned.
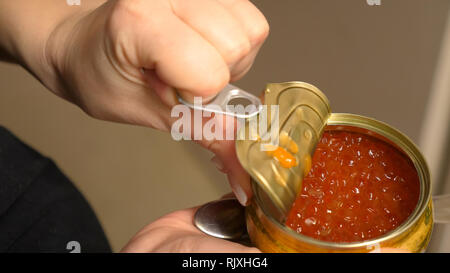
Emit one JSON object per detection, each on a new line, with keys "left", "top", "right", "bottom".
{"left": 236, "top": 82, "right": 331, "bottom": 219}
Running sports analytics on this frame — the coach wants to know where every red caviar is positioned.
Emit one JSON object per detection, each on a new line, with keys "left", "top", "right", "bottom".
{"left": 266, "top": 146, "right": 297, "bottom": 168}
{"left": 285, "top": 131, "right": 420, "bottom": 243}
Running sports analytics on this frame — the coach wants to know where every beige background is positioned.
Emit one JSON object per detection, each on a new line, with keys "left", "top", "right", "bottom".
{"left": 0, "top": 0, "right": 449, "bottom": 251}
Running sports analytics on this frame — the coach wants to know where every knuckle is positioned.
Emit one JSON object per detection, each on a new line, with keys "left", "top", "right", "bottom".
{"left": 248, "top": 19, "right": 270, "bottom": 45}
{"left": 223, "top": 39, "right": 252, "bottom": 64}
{"left": 230, "top": 62, "right": 252, "bottom": 82}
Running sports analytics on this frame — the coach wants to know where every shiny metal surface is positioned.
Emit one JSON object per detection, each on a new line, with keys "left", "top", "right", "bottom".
{"left": 236, "top": 82, "right": 331, "bottom": 219}
{"left": 178, "top": 84, "right": 262, "bottom": 119}
{"left": 194, "top": 198, "right": 247, "bottom": 240}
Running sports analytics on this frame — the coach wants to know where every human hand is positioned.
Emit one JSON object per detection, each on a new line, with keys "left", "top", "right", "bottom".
{"left": 10, "top": 0, "right": 269, "bottom": 205}
{"left": 121, "top": 197, "right": 260, "bottom": 253}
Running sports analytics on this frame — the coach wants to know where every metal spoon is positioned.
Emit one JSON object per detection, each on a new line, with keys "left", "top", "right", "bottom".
{"left": 194, "top": 198, "right": 251, "bottom": 245}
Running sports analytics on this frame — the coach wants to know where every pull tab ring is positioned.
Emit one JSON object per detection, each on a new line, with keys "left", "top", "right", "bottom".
{"left": 177, "top": 84, "right": 262, "bottom": 119}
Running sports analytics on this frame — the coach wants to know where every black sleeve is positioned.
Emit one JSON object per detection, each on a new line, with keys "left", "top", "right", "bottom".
{"left": 0, "top": 126, "right": 111, "bottom": 253}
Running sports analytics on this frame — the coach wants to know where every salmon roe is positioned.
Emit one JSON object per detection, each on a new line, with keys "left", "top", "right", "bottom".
{"left": 285, "top": 131, "right": 420, "bottom": 243}
{"left": 266, "top": 146, "right": 298, "bottom": 168}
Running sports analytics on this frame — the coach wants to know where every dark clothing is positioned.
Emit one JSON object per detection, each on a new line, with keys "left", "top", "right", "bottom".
{"left": 0, "top": 126, "right": 111, "bottom": 252}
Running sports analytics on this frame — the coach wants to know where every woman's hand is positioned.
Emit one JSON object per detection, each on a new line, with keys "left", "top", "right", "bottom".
{"left": 0, "top": 0, "right": 270, "bottom": 205}
{"left": 45, "top": 0, "right": 269, "bottom": 122}
{"left": 121, "top": 197, "right": 260, "bottom": 253}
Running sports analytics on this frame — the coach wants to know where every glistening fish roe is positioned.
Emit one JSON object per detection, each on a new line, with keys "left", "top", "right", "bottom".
{"left": 285, "top": 131, "right": 420, "bottom": 243}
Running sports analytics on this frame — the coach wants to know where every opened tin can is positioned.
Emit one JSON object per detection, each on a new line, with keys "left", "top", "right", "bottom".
{"left": 236, "top": 82, "right": 433, "bottom": 252}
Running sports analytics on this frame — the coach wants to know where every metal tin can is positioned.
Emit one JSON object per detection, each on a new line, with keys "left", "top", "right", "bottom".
{"left": 245, "top": 113, "right": 433, "bottom": 252}
{"left": 237, "top": 82, "right": 433, "bottom": 253}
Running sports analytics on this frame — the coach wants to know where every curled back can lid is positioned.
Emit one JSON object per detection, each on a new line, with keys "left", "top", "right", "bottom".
{"left": 236, "top": 82, "right": 331, "bottom": 219}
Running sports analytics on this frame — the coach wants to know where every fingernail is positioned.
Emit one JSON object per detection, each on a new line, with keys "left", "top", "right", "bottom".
{"left": 211, "top": 156, "right": 226, "bottom": 173}
{"left": 232, "top": 182, "right": 248, "bottom": 206}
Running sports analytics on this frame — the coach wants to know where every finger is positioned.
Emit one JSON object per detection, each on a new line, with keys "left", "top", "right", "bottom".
{"left": 142, "top": 69, "right": 178, "bottom": 107}
{"left": 229, "top": 43, "right": 261, "bottom": 81}
{"left": 123, "top": 228, "right": 260, "bottom": 253}
{"left": 211, "top": 140, "right": 251, "bottom": 206}
{"left": 171, "top": 206, "right": 258, "bottom": 253}
{"left": 122, "top": 204, "right": 260, "bottom": 253}
{"left": 170, "top": 0, "right": 251, "bottom": 68}
{"left": 115, "top": 1, "right": 230, "bottom": 100}
{"left": 175, "top": 233, "right": 261, "bottom": 253}
{"left": 216, "top": 0, "right": 270, "bottom": 47}
{"left": 215, "top": 0, "right": 269, "bottom": 81}
{"left": 169, "top": 108, "right": 252, "bottom": 206}
{"left": 197, "top": 114, "right": 251, "bottom": 206}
